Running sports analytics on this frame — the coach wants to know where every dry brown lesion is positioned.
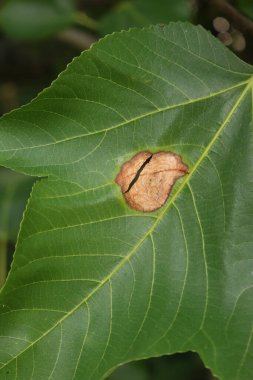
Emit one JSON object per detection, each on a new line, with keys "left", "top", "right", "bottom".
{"left": 115, "top": 151, "right": 188, "bottom": 212}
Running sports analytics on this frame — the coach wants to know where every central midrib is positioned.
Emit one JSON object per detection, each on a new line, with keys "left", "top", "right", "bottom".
{"left": 1, "top": 78, "right": 252, "bottom": 371}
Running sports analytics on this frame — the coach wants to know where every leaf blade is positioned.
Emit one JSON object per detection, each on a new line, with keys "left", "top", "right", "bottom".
{"left": 0, "top": 23, "right": 253, "bottom": 380}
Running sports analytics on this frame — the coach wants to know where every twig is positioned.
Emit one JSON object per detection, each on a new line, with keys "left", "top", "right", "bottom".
{"left": 207, "top": 0, "right": 253, "bottom": 38}
{"left": 57, "top": 29, "right": 97, "bottom": 51}
{"left": 73, "top": 11, "right": 99, "bottom": 31}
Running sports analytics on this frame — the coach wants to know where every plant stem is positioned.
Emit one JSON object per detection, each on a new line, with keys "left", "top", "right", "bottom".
{"left": 57, "top": 29, "right": 97, "bottom": 50}
{"left": 202, "top": 0, "right": 253, "bottom": 38}
{"left": 73, "top": 11, "right": 99, "bottom": 31}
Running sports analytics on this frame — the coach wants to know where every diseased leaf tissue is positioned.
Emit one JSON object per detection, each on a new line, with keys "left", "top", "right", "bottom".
{"left": 116, "top": 151, "right": 188, "bottom": 212}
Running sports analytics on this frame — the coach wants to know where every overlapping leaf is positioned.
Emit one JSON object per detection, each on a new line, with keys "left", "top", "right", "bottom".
{"left": 0, "top": 23, "right": 252, "bottom": 380}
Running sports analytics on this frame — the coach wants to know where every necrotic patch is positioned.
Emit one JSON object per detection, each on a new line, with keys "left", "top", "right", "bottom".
{"left": 115, "top": 151, "right": 188, "bottom": 212}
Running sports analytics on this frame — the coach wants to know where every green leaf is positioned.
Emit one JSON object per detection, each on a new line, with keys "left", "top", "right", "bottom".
{"left": 0, "top": 23, "right": 253, "bottom": 380}
{"left": 99, "top": 0, "right": 191, "bottom": 35}
{"left": 0, "top": 0, "right": 74, "bottom": 40}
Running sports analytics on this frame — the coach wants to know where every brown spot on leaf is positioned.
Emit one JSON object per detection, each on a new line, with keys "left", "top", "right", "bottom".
{"left": 116, "top": 151, "right": 188, "bottom": 212}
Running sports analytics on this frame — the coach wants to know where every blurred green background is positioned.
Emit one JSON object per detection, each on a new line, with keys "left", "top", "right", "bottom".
{"left": 1, "top": 0, "right": 252, "bottom": 378}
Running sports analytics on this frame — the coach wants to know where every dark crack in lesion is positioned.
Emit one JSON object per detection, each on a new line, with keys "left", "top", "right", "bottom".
{"left": 116, "top": 150, "right": 188, "bottom": 212}
{"left": 125, "top": 154, "right": 153, "bottom": 194}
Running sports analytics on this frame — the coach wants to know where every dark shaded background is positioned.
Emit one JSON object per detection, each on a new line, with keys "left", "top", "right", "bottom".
{"left": 1, "top": 1, "right": 252, "bottom": 378}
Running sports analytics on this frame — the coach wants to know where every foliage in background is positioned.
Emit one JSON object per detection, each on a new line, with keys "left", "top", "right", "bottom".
{"left": 236, "top": 0, "right": 253, "bottom": 18}
{"left": 110, "top": 353, "right": 211, "bottom": 380}
{"left": 0, "top": 0, "right": 74, "bottom": 40}
{"left": 0, "top": 0, "right": 191, "bottom": 40}
{"left": 0, "top": 168, "right": 34, "bottom": 244}
{"left": 98, "top": 0, "right": 191, "bottom": 35}
{"left": 0, "top": 168, "right": 34, "bottom": 287}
